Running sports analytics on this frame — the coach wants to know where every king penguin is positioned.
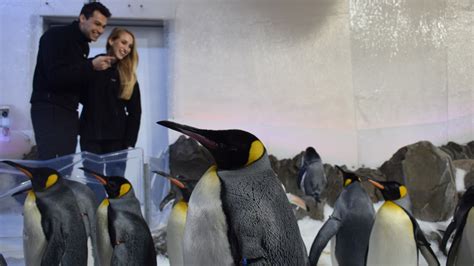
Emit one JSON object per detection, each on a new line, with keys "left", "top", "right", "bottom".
{"left": 155, "top": 171, "right": 196, "bottom": 266}
{"left": 8, "top": 165, "right": 100, "bottom": 265}
{"left": 441, "top": 185, "right": 474, "bottom": 265}
{"left": 366, "top": 179, "right": 440, "bottom": 266}
{"left": 308, "top": 165, "right": 375, "bottom": 266}
{"left": 2, "top": 161, "right": 88, "bottom": 266}
{"left": 157, "top": 120, "right": 308, "bottom": 265}
{"left": 298, "top": 146, "right": 327, "bottom": 202}
{"left": 80, "top": 168, "right": 157, "bottom": 266}
{"left": 63, "top": 173, "right": 100, "bottom": 265}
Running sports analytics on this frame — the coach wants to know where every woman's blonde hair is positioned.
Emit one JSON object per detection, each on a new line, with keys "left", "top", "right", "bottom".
{"left": 106, "top": 27, "right": 139, "bottom": 100}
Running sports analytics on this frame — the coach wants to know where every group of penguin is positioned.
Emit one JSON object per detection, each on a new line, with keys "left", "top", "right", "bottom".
{"left": 2, "top": 120, "right": 473, "bottom": 265}
{"left": 300, "top": 147, "right": 473, "bottom": 266}
{"left": 2, "top": 162, "right": 156, "bottom": 265}
{"left": 155, "top": 121, "right": 473, "bottom": 266}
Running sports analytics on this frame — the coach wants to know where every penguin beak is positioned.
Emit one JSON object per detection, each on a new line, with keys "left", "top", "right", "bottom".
{"left": 286, "top": 193, "right": 308, "bottom": 212}
{"left": 157, "top": 120, "right": 219, "bottom": 150}
{"left": 367, "top": 178, "right": 385, "bottom": 190}
{"left": 79, "top": 167, "right": 108, "bottom": 185}
{"left": 154, "top": 170, "right": 186, "bottom": 211}
{"left": 153, "top": 170, "right": 185, "bottom": 189}
{"left": 11, "top": 186, "right": 33, "bottom": 197}
{"left": 2, "top": 161, "right": 34, "bottom": 179}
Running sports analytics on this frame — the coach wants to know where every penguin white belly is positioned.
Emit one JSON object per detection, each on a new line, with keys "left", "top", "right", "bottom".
{"left": 96, "top": 199, "right": 112, "bottom": 266}
{"left": 330, "top": 237, "right": 339, "bottom": 266}
{"left": 167, "top": 201, "right": 187, "bottom": 266}
{"left": 367, "top": 201, "right": 417, "bottom": 266}
{"left": 183, "top": 166, "right": 233, "bottom": 265}
{"left": 23, "top": 191, "right": 46, "bottom": 266}
{"left": 454, "top": 207, "right": 474, "bottom": 265}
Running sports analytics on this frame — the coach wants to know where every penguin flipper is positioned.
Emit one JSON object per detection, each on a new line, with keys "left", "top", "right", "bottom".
{"left": 403, "top": 209, "right": 440, "bottom": 266}
{"left": 446, "top": 234, "right": 462, "bottom": 266}
{"left": 240, "top": 235, "right": 267, "bottom": 264}
{"left": 41, "top": 218, "right": 66, "bottom": 265}
{"left": 440, "top": 220, "right": 457, "bottom": 256}
{"left": 309, "top": 216, "right": 341, "bottom": 266}
{"left": 111, "top": 244, "right": 129, "bottom": 265}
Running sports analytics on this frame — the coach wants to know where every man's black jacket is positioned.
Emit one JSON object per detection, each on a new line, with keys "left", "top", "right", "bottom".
{"left": 31, "top": 21, "right": 94, "bottom": 111}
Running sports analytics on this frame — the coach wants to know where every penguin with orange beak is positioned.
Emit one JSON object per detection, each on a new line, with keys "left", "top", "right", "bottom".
{"left": 154, "top": 171, "right": 195, "bottom": 266}
{"left": 441, "top": 185, "right": 474, "bottom": 265}
{"left": 2, "top": 160, "right": 88, "bottom": 266}
{"left": 366, "top": 178, "right": 440, "bottom": 266}
{"left": 80, "top": 168, "right": 156, "bottom": 266}
{"left": 157, "top": 120, "right": 308, "bottom": 265}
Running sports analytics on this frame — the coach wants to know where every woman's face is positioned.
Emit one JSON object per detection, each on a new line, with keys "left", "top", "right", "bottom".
{"left": 108, "top": 32, "right": 134, "bottom": 61}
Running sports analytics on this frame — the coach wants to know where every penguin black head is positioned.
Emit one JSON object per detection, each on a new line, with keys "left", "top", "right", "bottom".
{"left": 2, "top": 160, "right": 61, "bottom": 192}
{"left": 298, "top": 146, "right": 321, "bottom": 179}
{"left": 367, "top": 179, "right": 407, "bottom": 201}
{"left": 79, "top": 168, "right": 131, "bottom": 199}
{"left": 154, "top": 171, "right": 195, "bottom": 210}
{"left": 335, "top": 165, "right": 360, "bottom": 187}
{"left": 303, "top": 147, "right": 321, "bottom": 163}
{"left": 157, "top": 120, "right": 265, "bottom": 170}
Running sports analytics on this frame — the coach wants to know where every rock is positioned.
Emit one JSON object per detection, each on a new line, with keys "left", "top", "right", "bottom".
{"left": 380, "top": 141, "right": 458, "bottom": 221}
{"left": 465, "top": 171, "right": 474, "bottom": 189}
{"left": 169, "top": 135, "right": 213, "bottom": 182}
{"left": 467, "top": 141, "right": 474, "bottom": 158}
{"left": 452, "top": 159, "right": 474, "bottom": 173}
{"left": 353, "top": 167, "right": 386, "bottom": 202}
{"left": 440, "top": 141, "right": 474, "bottom": 160}
{"left": 324, "top": 165, "right": 343, "bottom": 207}
{"left": 270, "top": 153, "right": 302, "bottom": 196}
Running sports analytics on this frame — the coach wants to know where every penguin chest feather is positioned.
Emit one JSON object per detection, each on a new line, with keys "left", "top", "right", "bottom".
{"left": 167, "top": 201, "right": 188, "bottom": 266}
{"left": 96, "top": 199, "right": 113, "bottom": 266}
{"left": 367, "top": 201, "right": 417, "bottom": 266}
{"left": 455, "top": 207, "right": 474, "bottom": 265}
{"left": 23, "top": 191, "right": 47, "bottom": 266}
{"left": 183, "top": 166, "right": 233, "bottom": 265}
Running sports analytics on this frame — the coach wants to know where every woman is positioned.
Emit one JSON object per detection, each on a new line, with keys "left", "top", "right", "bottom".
{"left": 80, "top": 27, "right": 141, "bottom": 177}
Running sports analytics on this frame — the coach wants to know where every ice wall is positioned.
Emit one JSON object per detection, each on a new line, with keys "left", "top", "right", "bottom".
{"left": 0, "top": 0, "right": 472, "bottom": 167}
{"left": 169, "top": 0, "right": 473, "bottom": 167}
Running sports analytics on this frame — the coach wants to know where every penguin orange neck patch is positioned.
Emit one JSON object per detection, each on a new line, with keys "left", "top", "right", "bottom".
{"left": 246, "top": 140, "right": 265, "bottom": 166}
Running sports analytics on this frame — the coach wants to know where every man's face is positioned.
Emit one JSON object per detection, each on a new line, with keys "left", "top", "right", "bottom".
{"left": 79, "top": 10, "right": 108, "bottom": 42}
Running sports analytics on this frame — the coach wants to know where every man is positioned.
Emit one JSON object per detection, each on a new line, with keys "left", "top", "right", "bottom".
{"left": 31, "top": 2, "right": 114, "bottom": 160}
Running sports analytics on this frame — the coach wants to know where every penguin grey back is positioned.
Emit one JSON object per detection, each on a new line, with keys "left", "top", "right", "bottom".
{"left": 218, "top": 153, "right": 308, "bottom": 265}
{"left": 298, "top": 149, "right": 327, "bottom": 202}
{"left": 35, "top": 180, "right": 88, "bottom": 265}
{"left": 107, "top": 189, "right": 157, "bottom": 266}
{"left": 63, "top": 179, "right": 99, "bottom": 264}
{"left": 309, "top": 182, "right": 374, "bottom": 266}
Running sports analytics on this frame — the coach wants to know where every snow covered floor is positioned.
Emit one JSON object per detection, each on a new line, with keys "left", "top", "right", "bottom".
{"left": 0, "top": 203, "right": 449, "bottom": 265}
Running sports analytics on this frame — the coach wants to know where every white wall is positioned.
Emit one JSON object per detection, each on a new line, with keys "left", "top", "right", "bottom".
{"left": 0, "top": 0, "right": 472, "bottom": 168}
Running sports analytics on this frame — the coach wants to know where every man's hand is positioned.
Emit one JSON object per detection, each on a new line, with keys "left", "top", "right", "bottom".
{"left": 92, "top": 55, "right": 116, "bottom": 71}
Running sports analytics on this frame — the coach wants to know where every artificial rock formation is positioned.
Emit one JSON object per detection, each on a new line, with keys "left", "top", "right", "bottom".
{"left": 165, "top": 137, "right": 472, "bottom": 222}
{"left": 380, "top": 141, "right": 458, "bottom": 222}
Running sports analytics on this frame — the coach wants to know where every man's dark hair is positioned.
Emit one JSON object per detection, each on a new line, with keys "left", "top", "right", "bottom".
{"left": 80, "top": 2, "right": 111, "bottom": 19}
